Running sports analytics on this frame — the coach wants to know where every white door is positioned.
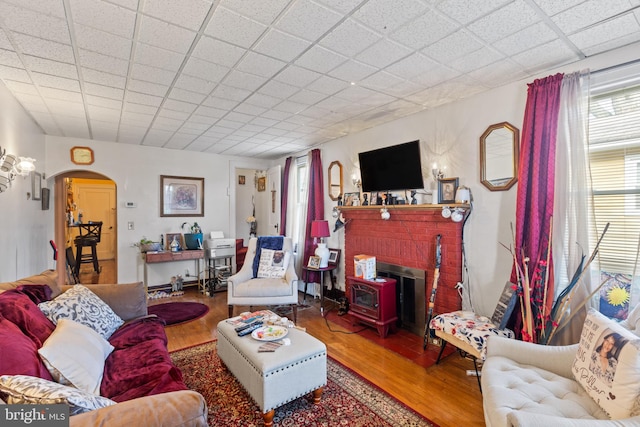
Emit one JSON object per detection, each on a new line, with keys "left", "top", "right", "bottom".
{"left": 267, "top": 165, "right": 281, "bottom": 235}
{"left": 76, "top": 182, "right": 116, "bottom": 260}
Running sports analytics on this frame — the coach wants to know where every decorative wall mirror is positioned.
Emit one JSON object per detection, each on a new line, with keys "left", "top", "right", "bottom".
{"left": 480, "top": 122, "right": 519, "bottom": 191}
{"left": 328, "top": 161, "right": 343, "bottom": 201}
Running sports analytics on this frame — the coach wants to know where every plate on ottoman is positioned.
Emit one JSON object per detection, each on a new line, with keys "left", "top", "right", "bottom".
{"left": 251, "top": 326, "right": 288, "bottom": 341}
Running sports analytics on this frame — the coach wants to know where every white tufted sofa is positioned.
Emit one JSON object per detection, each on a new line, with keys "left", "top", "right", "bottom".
{"left": 481, "top": 304, "right": 640, "bottom": 427}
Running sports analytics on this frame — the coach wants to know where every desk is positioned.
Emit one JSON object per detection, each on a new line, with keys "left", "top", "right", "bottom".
{"left": 144, "top": 250, "right": 204, "bottom": 291}
{"left": 302, "top": 265, "right": 336, "bottom": 314}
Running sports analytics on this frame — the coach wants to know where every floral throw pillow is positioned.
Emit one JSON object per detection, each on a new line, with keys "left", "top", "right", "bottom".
{"left": 38, "top": 285, "right": 124, "bottom": 339}
{"left": 257, "top": 249, "right": 290, "bottom": 279}
{"left": 0, "top": 375, "right": 116, "bottom": 415}
{"left": 572, "top": 308, "right": 640, "bottom": 419}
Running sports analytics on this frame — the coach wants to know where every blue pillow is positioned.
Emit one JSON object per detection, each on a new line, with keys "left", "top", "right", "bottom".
{"left": 252, "top": 236, "right": 284, "bottom": 278}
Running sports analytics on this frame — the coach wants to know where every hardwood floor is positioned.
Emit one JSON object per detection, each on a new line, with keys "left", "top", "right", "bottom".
{"left": 83, "top": 260, "right": 486, "bottom": 427}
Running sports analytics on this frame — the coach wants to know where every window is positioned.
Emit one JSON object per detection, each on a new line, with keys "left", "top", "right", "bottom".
{"left": 588, "top": 65, "right": 640, "bottom": 317}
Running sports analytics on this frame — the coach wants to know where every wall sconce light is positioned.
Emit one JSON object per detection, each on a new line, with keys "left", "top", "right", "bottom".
{"left": 0, "top": 147, "right": 38, "bottom": 193}
{"left": 1, "top": 154, "right": 17, "bottom": 173}
{"left": 351, "top": 173, "right": 361, "bottom": 189}
{"left": 15, "top": 157, "right": 36, "bottom": 176}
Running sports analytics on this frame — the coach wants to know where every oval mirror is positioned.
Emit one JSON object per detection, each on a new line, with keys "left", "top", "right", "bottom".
{"left": 480, "top": 122, "right": 519, "bottom": 191}
{"left": 328, "top": 161, "right": 343, "bottom": 201}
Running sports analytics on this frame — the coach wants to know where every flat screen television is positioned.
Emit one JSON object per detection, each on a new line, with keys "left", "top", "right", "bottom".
{"left": 358, "top": 140, "right": 424, "bottom": 193}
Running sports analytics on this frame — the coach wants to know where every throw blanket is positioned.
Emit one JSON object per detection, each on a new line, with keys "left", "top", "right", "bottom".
{"left": 252, "top": 236, "right": 284, "bottom": 278}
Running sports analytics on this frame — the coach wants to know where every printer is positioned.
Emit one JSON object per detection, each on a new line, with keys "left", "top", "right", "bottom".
{"left": 204, "top": 231, "right": 235, "bottom": 259}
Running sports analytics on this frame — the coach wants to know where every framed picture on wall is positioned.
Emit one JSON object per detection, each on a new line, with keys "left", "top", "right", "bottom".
{"left": 31, "top": 171, "right": 42, "bottom": 201}
{"left": 328, "top": 248, "right": 341, "bottom": 265}
{"left": 438, "top": 177, "right": 459, "bottom": 204}
{"left": 238, "top": 175, "right": 245, "bottom": 185}
{"left": 160, "top": 175, "right": 204, "bottom": 217}
{"left": 257, "top": 176, "right": 266, "bottom": 192}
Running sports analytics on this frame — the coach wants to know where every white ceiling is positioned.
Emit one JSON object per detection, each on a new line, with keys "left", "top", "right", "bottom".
{"left": 0, "top": 0, "right": 639, "bottom": 159}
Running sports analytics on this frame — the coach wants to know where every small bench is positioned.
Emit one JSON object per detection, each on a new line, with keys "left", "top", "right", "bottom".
{"left": 217, "top": 319, "right": 327, "bottom": 426}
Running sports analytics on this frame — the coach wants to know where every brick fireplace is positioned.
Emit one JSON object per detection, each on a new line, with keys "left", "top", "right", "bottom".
{"left": 340, "top": 205, "right": 464, "bottom": 323}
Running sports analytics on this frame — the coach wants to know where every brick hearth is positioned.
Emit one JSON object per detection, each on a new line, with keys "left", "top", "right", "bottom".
{"left": 340, "top": 205, "right": 464, "bottom": 316}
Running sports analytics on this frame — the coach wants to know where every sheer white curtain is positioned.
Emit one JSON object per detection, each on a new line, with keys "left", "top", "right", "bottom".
{"left": 287, "top": 153, "right": 311, "bottom": 279}
{"left": 553, "top": 70, "right": 596, "bottom": 344}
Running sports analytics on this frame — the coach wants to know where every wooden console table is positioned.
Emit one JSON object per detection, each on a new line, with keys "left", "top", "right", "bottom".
{"left": 144, "top": 250, "right": 204, "bottom": 291}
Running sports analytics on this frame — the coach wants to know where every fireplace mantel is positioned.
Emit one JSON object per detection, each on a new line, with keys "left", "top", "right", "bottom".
{"left": 340, "top": 205, "right": 466, "bottom": 317}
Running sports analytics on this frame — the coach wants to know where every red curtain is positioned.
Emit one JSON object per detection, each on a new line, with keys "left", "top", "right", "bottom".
{"left": 511, "top": 73, "right": 564, "bottom": 339}
{"left": 302, "top": 149, "right": 324, "bottom": 282}
{"left": 280, "top": 156, "right": 292, "bottom": 236}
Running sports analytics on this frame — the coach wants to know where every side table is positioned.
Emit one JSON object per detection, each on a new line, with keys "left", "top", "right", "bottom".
{"left": 302, "top": 265, "right": 336, "bottom": 314}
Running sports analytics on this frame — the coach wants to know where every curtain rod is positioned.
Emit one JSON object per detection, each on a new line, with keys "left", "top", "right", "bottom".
{"left": 591, "top": 57, "right": 640, "bottom": 75}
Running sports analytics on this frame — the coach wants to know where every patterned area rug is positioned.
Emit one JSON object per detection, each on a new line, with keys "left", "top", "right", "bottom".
{"left": 171, "top": 341, "right": 435, "bottom": 426}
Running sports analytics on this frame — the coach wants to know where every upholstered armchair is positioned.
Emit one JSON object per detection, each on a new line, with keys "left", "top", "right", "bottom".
{"left": 227, "top": 236, "right": 299, "bottom": 323}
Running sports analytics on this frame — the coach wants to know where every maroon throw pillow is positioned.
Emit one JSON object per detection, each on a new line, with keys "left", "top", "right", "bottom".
{"left": 15, "top": 284, "right": 53, "bottom": 304}
{"left": 0, "top": 289, "right": 55, "bottom": 347}
{"left": 0, "top": 314, "right": 53, "bottom": 380}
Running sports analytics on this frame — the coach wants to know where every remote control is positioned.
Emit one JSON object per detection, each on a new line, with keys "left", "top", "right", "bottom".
{"left": 235, "top": 320, "right": 262, "bottom": 333}
{"left": 237, "top": 323, "right": 263, "bottom": 337}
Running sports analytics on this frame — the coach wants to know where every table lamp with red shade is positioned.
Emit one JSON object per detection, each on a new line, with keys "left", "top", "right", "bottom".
{"left": 311, "top": 220, "right": 330, "bottom": 268}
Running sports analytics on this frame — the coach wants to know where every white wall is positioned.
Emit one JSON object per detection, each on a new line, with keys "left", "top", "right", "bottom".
{"left": 290, "top": 41, "right": 640, "bottom": 317}
{"left": 44, "top": 136, "right": 270, "bottom": 285}
{"left": 0, "top": 82, "right": 49, "bottom": 281}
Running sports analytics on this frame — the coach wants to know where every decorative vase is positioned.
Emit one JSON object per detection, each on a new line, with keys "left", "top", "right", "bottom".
{"left": 315, "top": 242, "right": 329, "bottom": 268}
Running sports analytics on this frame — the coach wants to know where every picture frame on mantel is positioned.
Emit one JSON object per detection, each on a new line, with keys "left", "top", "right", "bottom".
{"left": 160, "top": 175, "right": 204, "bottom": 217}
{"left": 438, "top": 177, "right": 458, "bottom": 204}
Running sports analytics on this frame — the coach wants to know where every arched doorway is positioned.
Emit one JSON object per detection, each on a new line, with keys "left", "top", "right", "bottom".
{"left": 53, "top": 171, "right": 117, "bottom": 287}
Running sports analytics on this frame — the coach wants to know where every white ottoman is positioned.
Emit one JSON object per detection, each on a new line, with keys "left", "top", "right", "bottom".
{"left": 217, "top": 320, "right": 327, "bottom": 426}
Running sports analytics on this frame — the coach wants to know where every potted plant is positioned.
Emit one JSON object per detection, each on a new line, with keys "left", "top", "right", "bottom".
{"left": 135, "top": 237, "right": 162, "bottom": 253}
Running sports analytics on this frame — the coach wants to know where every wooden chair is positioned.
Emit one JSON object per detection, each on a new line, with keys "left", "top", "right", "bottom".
{"left": 74, "top": 221, "right": 102, "bottom": 277}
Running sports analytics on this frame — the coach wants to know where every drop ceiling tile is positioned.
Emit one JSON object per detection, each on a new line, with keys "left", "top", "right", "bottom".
{"left": 262, "top": 127, "right": 288, "bottom": 137}
{"left": 123, "top": 102, "right": 157, "bottom": 115}
{"left": 569, "top": 13, "right": 640, "bottom": 53}
{"left": 5, "top": 0, "right": 66, "bottom": 18}
{"left": 44, "top": 99, "right": 85, "bottom": 116}
{"left": 127, "top": 79, "right": 168, "bottom": 97}
{"left": 273, "top": 99, "right": 307, "bottom": 114}
{"left": 356, "top": 38, "right": 412, "bottom": 68}
{"left": 0, "top": 48, "right": 23, "bottom": 68}
{"left": 59, "top": 119, "right": 90, "bottom": 138}
{"left": 492, "top": 22, "right": 558, "bottom": 56}
{"left": 0, "top": 3, "right": 71, "bottom": 44}
{"left": 277, "top": 0, "right": 342, "bottom": 41}
{"left": 134, "top": 42, "right": 185, "bottom": 71}
{"left": 12, "top": 92, "right": 47, "bottom": 108}
{"left": 295, "top": 45, "right": 348, "bottom": 73}
{"left": 158, "top": 107, "right": 191, "bottom": 120}
{"left": 91, "top": 125, "right": 119, "bottom": 142}
{"left": 306, "top": 75, "right": 350, "bottom": 95}
{"left": 187, "top": 114, "right": 216, "bottom": 126}
{"left": 126, "top": 91, "right": 163, "bottom": 107}
{"left": 552, "top": 0, "right": 634, "bottom": 34}
{"left": 467, "top": 0, "right": 540, "bottom": 44}
{"left": 143, "top": 0, "right": 212, "bottom": 30}
{"left": 22, "top": 55, "right": 78, "bottom": 79}
{"left": 84, "top": 82, "right": 124, "bottom": 100}
{"left": 121, "top": 111, "right": 154, "bottom": 126}
{"left": 216, "top": 119, "right": 244, "bottom": 129}
{"left": 360, "top": 71, "right": 405, "bottom": 91}
{"left": 532, "top": 0, "right": 584, "bottom": 16}
{"left": 86, "top": 94, "right": 122, "bottom": 109}
{"left": 353, "top": 0, "right": 427, "bottom": 34}
{"left": 182, "top": 57, "right": 230, "bottom": 82}
{"left": 166, "top": 133, "right": 199, "bottom": 149}
{"left": 224, "top": 70, "right": 267, "bottom": 92}
{"left": 87, "top": 104, "right": 121, "bottom": 121}
{"left": 203, "top": 95, "right": 238, "bottom": 110}
{"left": 259, "top": 79, "right": 300, "bottom": 100}
{"left": 245, "top": 92, "right": 282, "bottom": 108}
{"left": 138, "top": 15, "right": 197, "bottom": 54}
{"left": 328, "top": 59, "right": 377, "bottom": 82}
{"left": 79, "top": 49, "right": 129, "bottom": 75}
{"left": 3, "top": 80, "right": 37, "bottom": 94}
{"left": 153, "top": 117, "right": 183, "bottom": 131}
{"left": 421, "top": 29, "right": 483, "bottom": 63}
{"left": 0, "top": 30, "right": 12, "bottom": 50}
{"left": 191, "top": 36, "right": 246, "bottom": 67}
{"left": 69, "top": 0, "right": 136, "bottom": 38}
{"left": 579, "top": 31, "right": 640, "bottom": 57}
{"left": 468, "top": 59, "right": 528, "bottom": 87}
{"left": 225, "top": 111, "right": 254, "bottom": 124}
{"left": 320, "top": 18, "right": 381, "bottom": 57}
{"left": 130, "top": 63, "right": 176, "bottom": 85}
{"left": 34, "top": 73, "right": 80, "bottom": 92}
{"left": 236, "top": 52, "right": 287, "bottom": 78}
{"left": 448, "top": 47, "right": 503, "bottom": 74}
{"left": 273, "top": 65, "right": 321, "bottom": 88}
{"left": 390, "top": 10, "right": 457, "bottom": 50}
{"left": 12, "top": 33, "right": 75, "bottom": 63}
{"left": 194, "top": 105, "right": 227, "bottom": 118}
{"left": 288, "top": 89, "right": 326, "bottom": 105}
{"left": 219, "top": 0, "right": 290, "bottom": 26}
{"left": 233, "top": 103, "right": 267, "bottom": 116}
{"left": 38, "top": 86, "right": 82, "bottom": 102}
{"left": 74, "top": 24, "right": 132, "bottom": 60}
{"left": 254, "top": 29, "right": 311, "bottom": 62}
{"left": 169, "top": 87, "right": 207, "bottom": 104}
{"left": 82, "top": 68, "right": 127, "bottom": 89}
{"left": 141, "top": 132, "right": 168, "bottom": 146}
{"left": 510, "top": 38, "right": 580, "bottom": 73}
{"left": 174, "top": 74, "right": 216, "bottom": 94}
{"left": 163, "top": 99, "right": 198, "bottom": 113}
{"left": 204, "top": 6, "right": 268, "bottom": 48}
{"left": 0, "top": 64, "right": 30, "bottom": 82}
{"left": 251, "top": 116, "right": 279, "bottom": 127}
{"left": 436, "top": 0, "right": 511, "bottom": 25}
{"left": 209, "top": 84, "right": 250, "bottom": 103}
